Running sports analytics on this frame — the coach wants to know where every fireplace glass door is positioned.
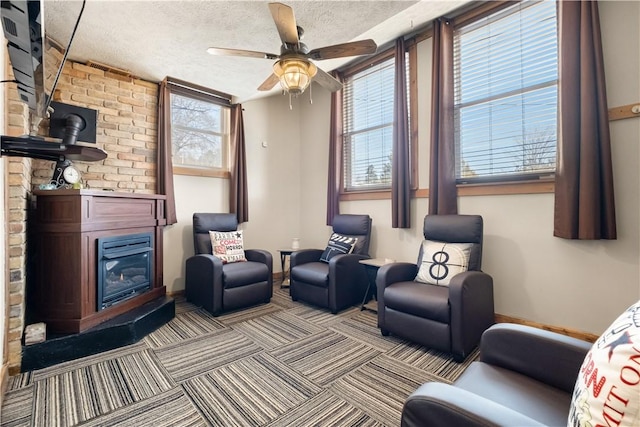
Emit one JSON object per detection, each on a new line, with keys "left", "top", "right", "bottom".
{"left": 97, "top": 232, "right": 153, "bottom": 310}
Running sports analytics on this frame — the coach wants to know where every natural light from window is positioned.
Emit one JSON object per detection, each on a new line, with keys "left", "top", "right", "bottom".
{"left": 343, "top": 57, "right": 395, "bottom": 191}
{"left": 170, "top": 93, "right": 229, "bottom": 171}
{"left": 454, "top": 0, "right": 558, "bottom": 183}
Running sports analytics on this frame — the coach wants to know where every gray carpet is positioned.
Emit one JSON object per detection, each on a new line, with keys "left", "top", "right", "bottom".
{"left": 1, "top": 285, "right": 478, "bottom": 427}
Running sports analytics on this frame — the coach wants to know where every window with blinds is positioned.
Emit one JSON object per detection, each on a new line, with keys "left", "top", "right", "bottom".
{"left": 342, "top": 57, "right": 396, "bottom": 191}
{"left": 454, "top": 0, "right": 558, "bottom": 183}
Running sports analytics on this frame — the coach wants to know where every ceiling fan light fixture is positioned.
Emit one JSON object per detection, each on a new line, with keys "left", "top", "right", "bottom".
{"left": 273, "top": 58, "right": 317, "bottom": 95}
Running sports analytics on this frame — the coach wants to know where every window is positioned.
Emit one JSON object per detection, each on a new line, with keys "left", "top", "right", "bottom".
{"left": 454, "top": 1, "right": 558, "bottom": 183}
{"left": 342, "top": 51, "right": 411, "bottom": 192}
{"left": 168, "top": 81, "right": 231, "bottom": 177}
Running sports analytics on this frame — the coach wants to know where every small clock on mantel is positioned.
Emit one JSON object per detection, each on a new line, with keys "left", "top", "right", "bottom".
{"left": 50, "top": 160, "right": 81, "bottom": 189}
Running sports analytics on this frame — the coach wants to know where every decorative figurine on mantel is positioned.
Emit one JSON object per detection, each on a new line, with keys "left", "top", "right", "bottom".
{"left": 50, "top": 159, "right": 82, "bottom": 189}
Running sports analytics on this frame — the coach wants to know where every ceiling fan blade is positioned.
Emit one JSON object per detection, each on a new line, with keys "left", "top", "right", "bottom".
{"left": 269, "top": 2, "right": 299, "bottom": 45}
{"left": 207, "top": 47, "right": 278, "bottom": 60}
{"left": 314, "top": 67, "right": 343, "bottom": 93}
{"left": 258, "top": 73, "right": 281, "bottom": 91}
{"left": 307, "top": 39, "right": 378, "bottom": 61}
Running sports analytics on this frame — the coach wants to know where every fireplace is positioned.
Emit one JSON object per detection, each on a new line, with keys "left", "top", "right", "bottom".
{"left": 24, "top": 191, "right": 175, "bottom": 371}
{"left": 29, "top": 190, "right": 170, "bottom": 334}
{"left": 97, "top": 232, "right": 153, "bottom": 310}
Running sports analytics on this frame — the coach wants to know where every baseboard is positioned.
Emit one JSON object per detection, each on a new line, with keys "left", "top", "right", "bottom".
{"left": 494, "top": 313, "right": 599, "bottom": 343}
{"left": 169, "top": 288, "right": 598, "bottom": 342}
{"left": 166, "top": 290, "right": 185, "bottom": 298}
{"left": 0, "top": 362, "right": 8, "bottom": 409}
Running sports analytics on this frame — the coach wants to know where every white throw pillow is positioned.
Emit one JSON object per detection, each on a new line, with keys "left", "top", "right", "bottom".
{"left": 567, "top": 300, "right": 640, "bottom": 427}
{"left": 415, "top": 240, "right": 472, "bottom": 286}
{"left": 209, "top": 230, "right": 247, "bottom": 264}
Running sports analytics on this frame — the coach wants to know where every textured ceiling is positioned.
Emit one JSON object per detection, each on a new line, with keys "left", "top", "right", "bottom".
{"left": 43, "top": 0, "right": 469, "bottom": 102}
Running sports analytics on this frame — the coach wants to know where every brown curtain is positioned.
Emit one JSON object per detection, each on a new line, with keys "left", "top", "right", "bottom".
{"left": 429, "top": 18, "right": 457, "bottom": 215}
{"left": 230, "top": 104, "right": 249, "bottom": 223}
{"left": 392, "top": 37, "right": 411, "bottom": 228}
{"left": 157, "top": 78, "right": 177, "bottom": 225}
{"left": 326, "top": 72, "right": 343, "bottom": 226}
{"left": 554, "top": 0, "right": 616, "bottom": 239}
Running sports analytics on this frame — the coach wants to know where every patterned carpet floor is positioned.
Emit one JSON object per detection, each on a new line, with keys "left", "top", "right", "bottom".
{"left": 1, "top": 285, "right": 478, "bottom": 427}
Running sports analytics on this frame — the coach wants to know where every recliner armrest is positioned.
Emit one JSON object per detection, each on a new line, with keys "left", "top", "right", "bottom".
{"left": 329, "top": 252, "right": 368, "bottom": 266}
{"left": 480, "top": 323, "right": 592, "bottom": 393}
{"left": 185, "top": 253, "right": 224, "bottom": 314}
{"left": 290, "top": 249, "right": 324, "bottom": 267}
{"left": 245, "top": 249, "right": 272, "bottom": 267}
{"left": 328, "top": 253, "right": 369, "bottom": 280}
{"left": 401, "top": 382, "right": 545, "bottom": 427}
{"left": 448, "top": 270, "right": 494, "bottom": 360}
{"left": 328, "top": 253, "right": 369, "bottom": 301}
{"left": 186, "top": 253, "right": 223, "bottom": 268}
{"left": 376, "top": 262, "right": 418, "bottom": 289}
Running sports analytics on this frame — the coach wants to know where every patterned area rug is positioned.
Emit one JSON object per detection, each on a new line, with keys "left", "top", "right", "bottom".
{"left": 1, "top": 285, "right": 478, "bottom": 427}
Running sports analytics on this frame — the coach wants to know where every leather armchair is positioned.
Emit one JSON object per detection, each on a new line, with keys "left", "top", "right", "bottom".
{"left": 401, "top": 323, "right": 592, "bottom": 426}
{"left": 185, "top": 213, "right": 273, "bottom": 315}
{"left": 290, "top": 214, "right": 372, "bottom": 314}
{"left": 377, "top": 214, "right": 494, "bottom": 361}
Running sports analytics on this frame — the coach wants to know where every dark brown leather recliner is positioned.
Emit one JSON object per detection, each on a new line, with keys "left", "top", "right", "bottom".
{"left": 377, "top": 214, "right": 494, "bottom": 361}
{"left": 185, "top": 213, "right": 273, "bottom": 315}
{"left": 290, "top": 214, "right": 372, "bottom": 314}
{"left": 401, "top": 323, "right": 592, "bottom": 426}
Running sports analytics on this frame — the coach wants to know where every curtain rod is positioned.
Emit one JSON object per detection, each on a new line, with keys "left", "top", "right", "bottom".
{"left": 165, "top": 77, "right": 232, "bottom": 105}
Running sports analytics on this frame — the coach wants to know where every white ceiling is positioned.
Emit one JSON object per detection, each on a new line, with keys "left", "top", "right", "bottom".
{"left": 43, "top": 0, "right": 469, "bottom": 102}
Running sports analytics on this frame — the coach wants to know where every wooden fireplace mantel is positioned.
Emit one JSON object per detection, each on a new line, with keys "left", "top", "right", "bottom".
{"left": 29, "top": 189, "right": 167, "bottom": 334}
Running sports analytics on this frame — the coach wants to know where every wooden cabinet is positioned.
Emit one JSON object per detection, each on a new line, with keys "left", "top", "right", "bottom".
{"left": 29, "top": 190, "right": 167, "bottom": 334}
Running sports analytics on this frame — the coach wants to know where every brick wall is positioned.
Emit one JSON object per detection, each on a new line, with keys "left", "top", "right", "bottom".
{"left": 31, "top": 61, "right": 159, "bottom": 192}
{"left": 6, "top": 156, "right": 31, "bottom": 372}
{"left": 6, "top": 50, "right": 160, "bottom": 373}
{"left": 5, "top": 75, "right": 32, "bottom": 373}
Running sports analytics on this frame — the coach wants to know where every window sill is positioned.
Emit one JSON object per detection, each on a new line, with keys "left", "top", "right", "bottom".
{"left": 340, "top": 187, "right": 421, "bottom": 201}
{"left": 339, "top": 179, "right": 554, "bottom": 201}
{"left": 173, "top": 166, "right": 230, "bottom": 179}
{"left": 457, "top": 179, "right": 555, "bottom": 196}
{"left": 340, "top": 190, "right": 391, "bottom": 201}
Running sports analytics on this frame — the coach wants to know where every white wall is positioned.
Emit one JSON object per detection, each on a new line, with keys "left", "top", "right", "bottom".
{"left": 297, "top": 85, "right": 332, "bottom": 247}
{"left": 241, "top": 94, "right": 304, "bottom": 253}
{"left": 162, "top": 94, "right": 307, "bottom": 293}
{"left": 162, "top": 175, "right": 228, "bottom": 293}
{"left": 162, "top": 1, "right": 640, "bottom": 335}
{"left": 298, "top": 0, "right": 640, "bottom": 335}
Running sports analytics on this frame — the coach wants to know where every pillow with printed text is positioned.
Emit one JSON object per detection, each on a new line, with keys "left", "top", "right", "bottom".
{"left": 567, "top": 299, "right": 640, "bottom": 427}
{"left": 209, "top": 230, "right": 247, "bottom": 264}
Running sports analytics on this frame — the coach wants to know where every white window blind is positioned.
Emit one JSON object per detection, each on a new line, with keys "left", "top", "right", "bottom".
{"left": 343, "top": 57, "right": 395, "bottom": 191}
{"left": 454, "top": 0, "right": 558, "bottom": 182}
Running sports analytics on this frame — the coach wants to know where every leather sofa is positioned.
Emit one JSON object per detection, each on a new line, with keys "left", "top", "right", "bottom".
{"left": 401, "top": 323, "right": 592, "bottom": 426}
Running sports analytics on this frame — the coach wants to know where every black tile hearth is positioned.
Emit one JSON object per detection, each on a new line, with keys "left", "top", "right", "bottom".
{"left": 21, "top": 296, "right": 175, "bottom": 372}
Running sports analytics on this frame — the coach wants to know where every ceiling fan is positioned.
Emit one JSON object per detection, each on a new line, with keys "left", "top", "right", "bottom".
{"left": 207, "top": 2, "right": 378, "bottom": 95}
